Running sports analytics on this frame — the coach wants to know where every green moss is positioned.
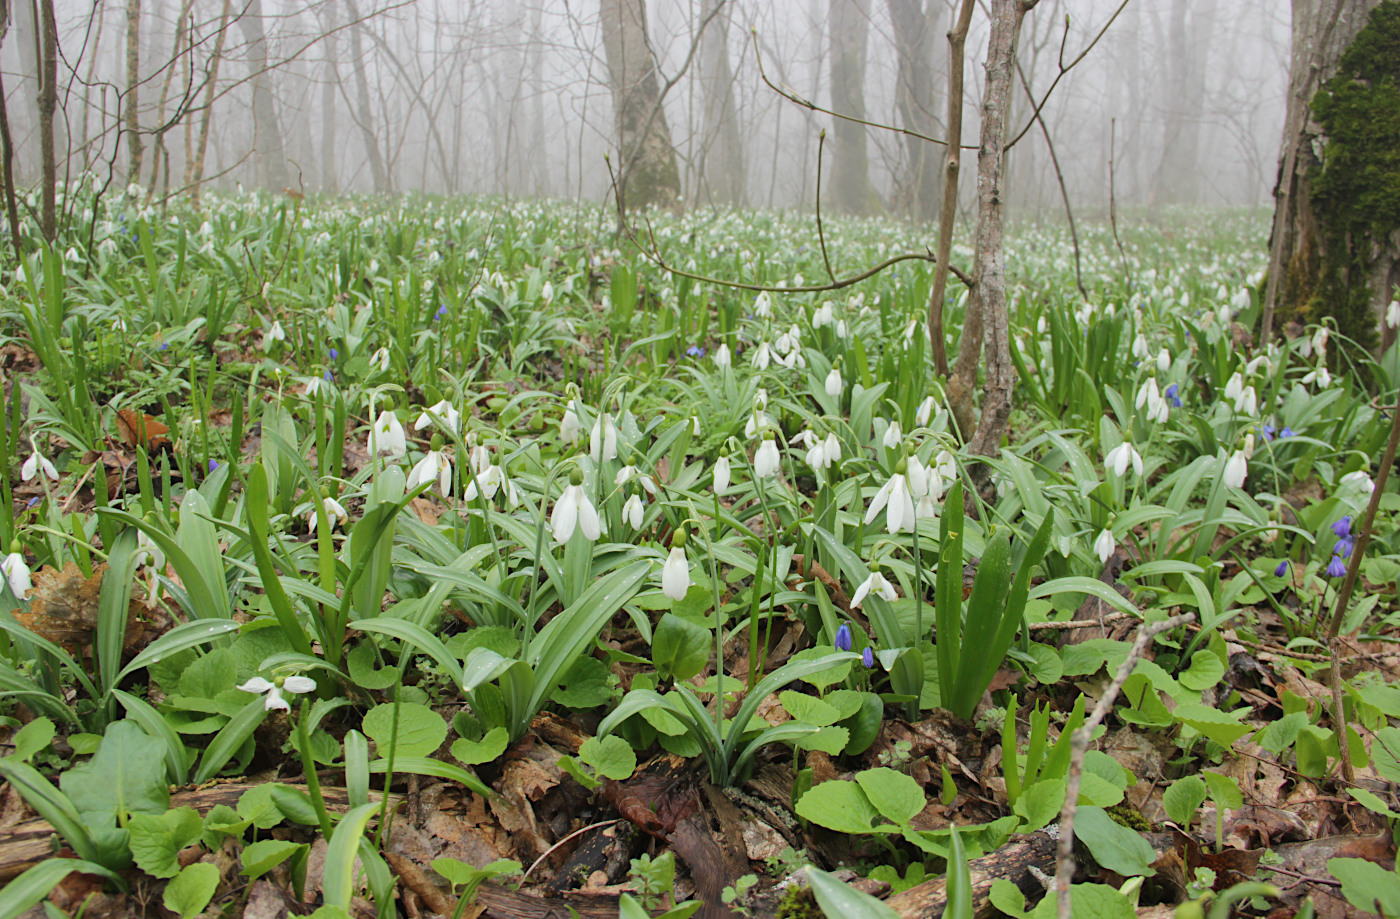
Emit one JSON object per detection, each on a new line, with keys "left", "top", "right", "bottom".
{"left": 1107, "top": 803, "right": 1153, "bottom": 832}
{"left": 776, "top": 885, "right": 823, "bottom": 919}
{"left": 1306, "top": 1, "right": 1400, "bottom": 350}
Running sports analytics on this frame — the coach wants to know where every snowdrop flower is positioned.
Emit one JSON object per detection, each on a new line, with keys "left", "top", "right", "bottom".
{"left": 408, "top": 447, "right": 452, "bottom": 496}
{"left": 414, "top": 400, "right": 461, "bottom": 434}
{"left": 622, "top": 493, "right": 645, "bottom": 530}
{"left": 661, "top": 529, "right": 691, "bottom": 601}
{"left": 866, "top": 461, "right": 917, "bottom": 534}
{"left": 1340, "top": 470, "right": 1375, "bottom": 495}
{"left": 237, "top": 675, "right": 317, "bottom": 712}
{"left": 369, "top": 347, "right": 391, "bottom": 373}
{"left": 3, "top": 543, "right": 31, "bottom": 598}
{"left": 21, "top": 440, "right": 58, "bottom": 482}
{"left": 754, "top": 433, "right": 781, "bottom": 478}
{"left": 1302, "top": 366, "right": 1331, "bottom": 388}
{"left": 1312, "top": 327, "right": 1329, "bottom": 356}
{"left": 1105, "top": 441, "right": 1144, "bottom": 478}
{"left": 541, "top": 281, "right": 554, "bottom": 304}
{"left": 851, "top": 567, "right": 898, "bottom": 608}
{"left": 713, "top": 452, "right": 732, "bottom": 492}
{"left": 1223, "top": 449, "right": 1249, "bottom": 489}
{"left": 714, "top": 343, "right": 732, "bottom": 368}
{"left": 813, "top": 301, "right": 834, "bottom": 327}
{"left": 307, "top": 495, "right": 348, "bottom": 535}
{"left": 560, "top": 400, "right": 583, "bottom": 444}
{"left": 551, "top": 470, "right": 602, "bottom": 543}
{"left": 691, "top": 416, "right": 702, "bottom": 436}
{"left": 1224, "top": 372, "right": 1244, "bottom": 405}
{"left": 1246, "top": 355, "right": 1272, "bottom": 375}
{"left": 825, "top": 364, "right": 843, "bottom": 397}
{"left": 834, "top": 319, "right": 849, "bottom": 339}
{"left": 775, "top": 324, "right": 800, "bottom": 354}
{"left": 778, "top": 348, "right": 805, "bottom": 370}
{"left": 934, "top": 450, "right": 957, "bottom": 483}
{"left": 262, "top": 321, "right": 285, "bottom": 350}
{"left": 590, "top": 412, "right": 618, "bottom": 462}
{"left": 754, "top": 291, "right": 773, "bottom": 318}
{"left": 1094, "top": 529, "right": 1116, "bottom": 564}
{"left": 1387, "top": 300, "right": 1400, "bottom": 329}
{"left": 1237, "top": 385, "right": 1258, "bottom": 416}
{"left": 1157, "top": 348, "right": 1171, "bottom": 373}
{"left": 916, "top": 396, "right": 938, "bottom": 428}
{"left": 113, "top": 316, "right": 128, "bottom": 333}
{"left": 615, "top": 464, "right": 657, "bottom": 495}
{"left": 1135, "top": 377, "right": 1169, "bottom": 423}
{"left": 367, "top": 411, "right": 407, "bottom": 459}
{"left": 1132, "top": 334, "right": 1149, "bottom": 360}
{"left": 751, "top": 341, "right": 773, "bottom": 370}
{"left": 882, "top": 420, "right": 903, "bottom": 449}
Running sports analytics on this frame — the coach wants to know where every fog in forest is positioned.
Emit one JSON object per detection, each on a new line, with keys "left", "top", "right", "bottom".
{"left": 1, "top": 0, "right": 1291, "bottom": 218}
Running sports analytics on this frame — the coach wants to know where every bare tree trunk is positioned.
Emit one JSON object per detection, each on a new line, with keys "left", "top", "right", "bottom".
{"left": 189, "top": 0, "right": 234, "bottom": 206}
{"left": 600, "top": 0, "right": 682, "bottom": 210}
{"left": 927, "top": 0, "right": 975, "bottom": 380}
{"left": 698, "top": 0, "right": 744, "bottom": 205}
{"left": 956, "top": 0, "right": 1037, "bottom": 478}
{"left": 827, "top": 0, "right": 877, "bottom": 215}
{"left": 238, "top": 0, "right": 290, "bottom": 190}
{"left": 344, "top": 0, "right": 389, "bottom": 194}
{"left": 321, "top": 22, "right": 338, "bottom": 194}
{"left": 0, "top": 1, "right": 24, "bottom": 261}
{"left": 530, "top": 2, "right": 547, "bottom": 196}
{"left": 126, "top": 0, "right": 144, "bottom": 183}
{"left": 887, "top": 0, "right": 942, "bottom": 223}
{"left": 1152, "top": 0, "right": 1213, "bottom": 205}
{"left": 1262, "top": 0, "right": 1395, "bottom": 350}
{"left": 147, "top": 0, "right": 195, "bottom": 201}
{"left": 37, "top": 0, "right": 58, "bottom": 242}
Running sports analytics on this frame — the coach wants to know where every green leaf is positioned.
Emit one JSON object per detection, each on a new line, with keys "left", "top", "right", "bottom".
{"left": 179, "top": 649, "right": 238, "bottom": 700}
{"left": 163, "top": 862, "right": 220, "bottom": 919}
{"left": 128, "top": 807, "right": 203, "bottom": 879}
{"left": 362, "top": 702, "right": 448, "bottom": 758}
{"left": 62, "top": 720, "right": 170, "bottom": 826}
{"left": 192, "top": 698, "right": 266, "bottom": 784}
{"left": 1162, "top": 776, "right": 1208, "bottom": 828}
{"left": 1371, "top": 726, "right": 1400, "bottom": 783}
{"left": 346, "top": 642, "right": 398, "bottom": 690}
{"left": 579, "top": 735, "right": 636, "bottom": 781}
{"left": 202, "top": 805, "right": 251, "bottom": 849}
{"left": 451, "top": 727, "right": 509, "bottom": 766}
{"left": 807, "top": 867, "right": 901, "bottom": 919}
{"left": 779, "top": 691, "right": 841, "bottom": 727}
{"left": 1074, "top": 807, "right": 1157, "bottom": 877}
{"left": 794, "top": 725, "right": 850, "bottom": 755}
{"left": 1028, "top": 884, "right": 1135, "bottom": 918}
{"left": 1013, "top": 779, "right": 1066, "bottom": 833}
{"left": 1202, "top": 771, "right": 1243, "bottom": 811}
{"left": 794, "top": 780, "right": 878, "bottom": 834}
{"left": 1177, "top": 650, "right": 1225, "bottom": 692}
{"left": 1328, "top": 857, "right": 1400, "bottom": 917}
{"left": 652, "top": 613, "right": 711, "bottom": 681}
{"left": 322, "top": 805, "right": 378, "bottom": 910}
{"left": 1173, "top": 701, "right": 1251, "bottom": 749}
{"left": 9, "top": 717, "right": 55, "bottom": 762}
{"left": 0, "top": 858, "right": 122, "bottom": 919}
{"left": 552, "top": 656, "right": 615, "bottom": 709}
{"left": 854, "top": 768, "right": 925, "bottom": 826}
{"left": 241, "top": 839, "right": 307, "bottom": 879}
{"left": 945, "top": 824, "right": 973, "bottom": 919}
{"left": 1254, "top": 711, "right": 1310, "bottom": 756}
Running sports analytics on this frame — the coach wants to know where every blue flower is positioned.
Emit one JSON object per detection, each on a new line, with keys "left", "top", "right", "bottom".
{"left": 1334, "top": 535, "right": 1354, "bottom": 559}
{"left": 1164, "top": 383, "right": 1182, "bottom": 407}
{"left": 26, "top": 496, "right": 42, "bottom": 508}
{"left": 835, "top": 622, "right": 852, "bottom": 652}
{"left": 208, "top": 459, "right": 219, "bottom": 473}
{"left": 1274, "top": 560, "right": 1289, "bottom": 578}
{"left": 1326, "top": 555, "right": 1347, "bottom": 578}
{"left": 323, "top": 369, "right": 334, "bottom": 382}
{"left": 1332, "top": 516, "right": 1352, "bottom": 538}
{"left": 329, "top": 348, "right": 340, "bottom": 360}
{"left": 1280, "top": 427, "right": 1295, "bottom": 438}
{"left": 686, "top": 345, "right": 705, "bottom": 358}
{"left": 1262, "top": 423, "right": 1275, "bottom": 442}
{"left": 435, "top": 304, "right": 448, "bottom": 319}
{"left": 862, "top": 646, "right": 875, "bottom": 668}
{"left": 157, "top": 342, "right": 168, "bottom": 351}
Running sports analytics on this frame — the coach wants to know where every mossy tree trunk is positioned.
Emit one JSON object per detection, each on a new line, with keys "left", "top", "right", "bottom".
{"left": 600, "top": 0, "right": 682, "bottom": 211}
{"left": 1263, "top": 0, "right": 1400, "bottom": 352}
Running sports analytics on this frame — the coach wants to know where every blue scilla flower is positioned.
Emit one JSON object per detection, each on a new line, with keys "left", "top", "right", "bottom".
{"left": 1334, "top": 535, "right": 1354, "bottom": 559}
{"left": 1280, "top": 427, "right": 1295, "bottom": 438}
{"left": 323, "top": 369, "right": 334, "bottom": 382}
{"left": 1262, "top": 422, "right": 1276, "bottom": 442}
{"left": 686, "top": 345, "right": 705, "bottom": 358}
{"left": 1332, "top": 516, "right": 1352, "bottom": 538}
{"left": 329, "top": 348, "right": 340, "bottom": 360}
{"left": 1274, "top": 560, "right": 1289, "bottom": 578}
{"left": 1326, "top": 555, "right": 1348, "bottom": 578}
{"left": 157, "top": 342, "right": 168, "bottom": 351}
{"left": 1164, "top": 382, "right": 1182, "bottom": 407}
{"left": 208, "top": 459, "right": 219, "bottom": 472}
{"left": 835, "top": 622, "right": 852, "bottom": 652}
{"left": 862, "top": 646, "right": 875, "bottom": 668}
{"left": 435, "top": 304, "right": 448, "bottom": 319}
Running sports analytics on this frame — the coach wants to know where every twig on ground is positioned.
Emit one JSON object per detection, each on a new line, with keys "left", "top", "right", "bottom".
{"left": 1054, "top": 612, "right": 1195, "bottom": 919}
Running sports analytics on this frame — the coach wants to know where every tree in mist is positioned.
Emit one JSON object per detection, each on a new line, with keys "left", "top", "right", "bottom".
{"left": 600, "top": 0, "right": 683, "bottom": 209}
{"left": 1263, "top": 0, "right": 1400, "bottom": 350}
{"left": 887, "top": 0, "right": 942, "bottom": 222}
{"left": 238, "top": 0, "right": 291, "bottom": 190}
{"left": 1152, "top": 0, "right": 1214, "bottom": 205}
{"left": 827, "top": 0, "right": 878, "bottom": 214}
{"left": 697, "top": 0, "right": 745, "bottom": 205}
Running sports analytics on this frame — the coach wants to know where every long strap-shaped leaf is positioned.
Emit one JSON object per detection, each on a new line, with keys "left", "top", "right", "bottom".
{"left": 243, "top": 466, "right": 315, "bottom": 656}
{"left": 0, "top": 857, "right": 124, "bottom": 919}
{"left": 935, "top": 480, "right": 965, "bottom": 710}
{"left": 0, "top": 759, "right": 100, "bottom": 864}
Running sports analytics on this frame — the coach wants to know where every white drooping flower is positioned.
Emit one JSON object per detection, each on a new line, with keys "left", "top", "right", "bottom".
{"left": 369, "top": 347, "right": 391, "bottom": 373}
{"left": 615, "top": 465, "right": 657, "bottom": 495}
{"left": 778, "top": 348, "right": 805, "bottom": 370}
{"left": 414, "top": 400, "right": 461, "bottom": 434}
{"left": 560, "top": 400, "right": 583, "bottom": 444}
{"left": 916, "top": 396, "right": 938, "bottom": 428}
{"left": 622, "top": 493, "right": 645, "bottom": 529}
{"left": 1223, "top": 449, "right": 1249, "bottom": 489}
{"left": 691, "top": 416, "right": 702, "bottom": 436}
{"left": 1387, "top": 300, "right": 1400, "bottom": 330}
{"left": 307, "top": 495, "right": 348, "bottom": 535}
{"left": 662, "top": 542, "right": 690, "bottom": 602}
{"left": 21, "top": 440, "right": 58, "bottom": 482}
{"left": 882, "top": 420, "right": 903, "bottom": 450}
{"left": 934, "top": 450, "right": 957, "bottom": 484}
{"left": 590, "top": 412, "right": 618, "bottom": 462}
{"left": 1236, "top": 385, "right": 1258, "bottom": 416}
{"left": 1302, "top": 367, "right": 1332, "bottom": 389}
{"left": 237, "top": 675, "right": 317, "bottom": 712}
{"left": 263, "top": 320, "right": 285, "bottom": 350}
{"left": 1312, "top": 327, "right": 1329, "bottom": 356}
{"left": 1094, "top": 529, "right": 1116, "bottom": 564}
{"left": 713, "top": 454, "right": 732, "bottom": 493}
{"left": 813, "top": 301, "right": 834, "bottom": 328}
{"left": 1224, "top": 372, "right": 1244, "bottom": 404}
{"left": 1157, "top": 348, "right": 1171, "bottom": 373}
{"left": 367, "top": 411, "right": 407, "bottom": 459}
{"left": 1135, "top": 378, "right": 1169, "bottom": 423}
{"left": 851, "top": 568, "right": 898, "bottom": 608}
{"left": 3, "top": 547, "right": 32, "bottom": 598}
{"left": 1132, "top": 334, "right": 1149, "bottom": 360}
{"left": 754, "top": 291, "right": 773, "bottom": 318}
{"left": 713, "top": 343, "right": 732, "bottom": 368}
{"left": 866, "top": 466, "right": 917, "bottom": 534}
{"left": 1340, "top": 470, "right": 1375, "bottom": 495}
{"left": 751, "top": 341, "right": 773, "bottom": 370}
{"left": 754, "top": 435, "right": 781, "bottom": 478}
{"left": 408, "top": 449, "right": 452, "bottom": 496}
{"left": 825, "top": 367, "right": 843, "bottom": 397}
{"left": 1105, "top": 442, "right": 1144, "bottom": 478}
{"left": 551, "top": 477, "right": 602, "bottom": 544}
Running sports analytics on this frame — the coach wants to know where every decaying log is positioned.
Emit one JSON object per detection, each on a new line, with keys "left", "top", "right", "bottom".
{"left": 887, "top": 830, "right": 1058, "bottom": 919}
{"left": 545, "top": 820, "right": 639, "bottom": 894}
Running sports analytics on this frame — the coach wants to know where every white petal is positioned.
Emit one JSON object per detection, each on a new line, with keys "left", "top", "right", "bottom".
{"left": 238, "top": 677, "right": 276, "bottom": 694}
{"left": 21, "top": 455, "right": 37, "bottom": 481}
{"left": 263, "top": 687, "right": 290, "bottom": 711}
{"left": 576, "top": 492, "right": 602, "bottom": 541}
{"left": 551, "top": 486, "right": 579, "bottom": 544}
{"left": 282, "top": 676, "right": 317, "bottom": 694}
{"left": 662, "top": 547, "right": 690, "bottom": 600}
{"left": 851, "top": 577, "right": 873, "bottom": 608}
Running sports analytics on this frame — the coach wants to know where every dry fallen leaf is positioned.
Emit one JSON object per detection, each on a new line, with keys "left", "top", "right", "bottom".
{"left": 114, "top": 408, "right": 170, "bottom": 451}
{"left": 15, "top": 562, "right": 150, "bottom": 653}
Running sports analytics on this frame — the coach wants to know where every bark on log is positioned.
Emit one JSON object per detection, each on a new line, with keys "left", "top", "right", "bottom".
{"left": 886, "top": 829, "right": 1057, "bottom": 919}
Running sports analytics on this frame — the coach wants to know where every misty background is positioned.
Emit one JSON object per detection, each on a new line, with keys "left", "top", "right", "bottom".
{"left": 1, "top": 0, "right": 1291, "bottom": 218}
